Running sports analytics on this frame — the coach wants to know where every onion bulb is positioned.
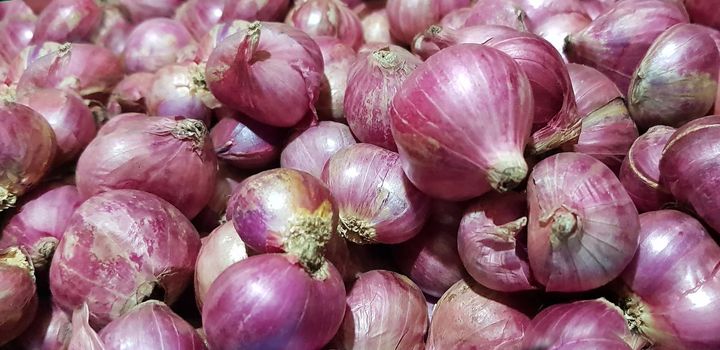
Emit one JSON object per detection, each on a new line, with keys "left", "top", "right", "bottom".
{"left": 67, "top": 304, "right": 105, "bottom": 350}
{"left": 146, "top": 63, "right": 217, "bottom": 125}
{"left": 192, "top": 164, "right": 245, "bottom": 234}
{"left": 0, "top": 11, "right": 35, "bottom": 67}
{"left": 15, "top": 300, "right": 71, "bottom": 350}
{"left": 280, "top": 121, "right": 356, "bottom": 178}
{"left": 123, "top": 18, "right": 195, "bottom": 74}
{"left": 32, "top": 0, "right": 102, "bottom": 44}
{"left": 0, "top": 247, "right": 38, "bottom": 347}
{"left": 462, "top": 0, "right": 528, "bottom": 31}
{"left": 685, "top": 0, "right": 720, "bottom": 30}
{"left": 210, "top": 110, "right": 285, "bottom": 170}
{"left": 106, "top": 72, "right": 154, "bottom": 116}
{"left": 315, "top": 36, "right": 356, "bottom": 122}
{"left": 221, "top": 0, "right": 291, "bottom": 22}
{"left": 533, "top": 12, "right": 591, "bottom": 62}
{"left": 386, "top": 0, "right": 471, "bottom": 44}
{"left": 5, "top": 41, "right": 62, "bottom": 85}
{"left": 355, "top": 1, "right": 394, "bottom": 44}
{"left": 175, "top": 0, "right": 225, "bottom": 40}
{"left": 286, "top": 0, "right": 364, "bottom": 50}
{"left": 90, "top": 5, "right": 132, "bottom": 56}
{"left": 116, "top": 0, "right": 183, "bottom": 23}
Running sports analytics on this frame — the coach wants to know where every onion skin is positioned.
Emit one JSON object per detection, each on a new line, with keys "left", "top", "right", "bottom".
{"left": 286, "top": 0, "right": 364, "bottom": 50}
{"left": 191, "top": 20, "right": 251, "bottom": 63}
{"left": 175, "top": 0, "right": 225, "bottom": 40}
{"left": 221, "top": 0, "right": 291, "bottom": 22}
{"left": 427, "top": 279, "right": 530, "bottom": 349}
{"left": 0, "top": 102, "right": 56, "bottom": 212}
{"left": 390, "top": 44, "right": 533, "bottom": 200}
{"left": 345, "top": 46, "right": 421, "bottom": 151}
{"left": 322, "top": 144, "right": 430, "bottom": 244}
{"left": 280, "top": 121, "right": 356, "bottom": 178}
{"left": 205, "top": 21, "right": 324, "bottom": 127}
{"left": 333, "top": 270, "right": 428, "bottom": 349}
{"left": 15, "top": 300, "right": 72, "bottom": 350}
{"left": 32, "top": 0, "right": 101, "bottom": 44}
{"left": 515, "top": 0, "right": 586, "bottom": 31}
{"left": 67, "top": 304, "right": 104, "bottom": 350}
{"left": 628, "top": 23, "right": 719, "bottom": 129}
{"left": 355, "top": 1, "right": 394, "bottom": 44}
{"left": 0, "top": 11, "right": 36, "bottom": 67}
{"left": 386, "top": 0, "right": 471, "bottom": 44}
{"left": 90, "top": 6, "right": 132, "bottom": 56}
{"left": 49, "top": 190, "right": 201, "bottom": 328}
{"left": 685, "top": 0, "right": 720, "bottom": 30}
{"left": 116, "top": 0, "right": 183, "bottom": 23}
{"left": 202, "top": 254, "right": 346, "bottom": 350}
{"left": 106, "top": 72, "right": 154, "bottom": 116}
{"left": 210, "top": 111, "right": 285, "bottom": 170}
{"left": 6, "top": 42, "right": 63, "bottom": 85}
{"left": 123, "top": 18, "right": 195, "bottom": 74}
{"left": 2, "top": 1, "right": 35, "bottom": 19}
{"left": 440, "top": 7, "right": 472, "bottom": 30}
{"left": 566, "top": 0, "right": 689, "bottom": 93}
{"left": 146, "top": 63, "right": 216, "bottom": 125}
{"left": 462, "top": 0, "right": 528, "bottom": 31}
{"left": 527, "top": 152, "right": 640, "bottom": 292}
{"left": 315, "top": 36, "right": 356, "bottom": 122}
{"left": 0, "top": 247, "right": 38, "bottom": 347}
{"left": 619, "top": 126, "right": 675, "bottom": 213}
{"left": 533, "top": 12, "right": 591, "bottom": 62}
{"left": 99, "top": 301, "right": 207, "bottom": 350}
{"left": 76, "top": 115, "right": 217, "bottom": 219}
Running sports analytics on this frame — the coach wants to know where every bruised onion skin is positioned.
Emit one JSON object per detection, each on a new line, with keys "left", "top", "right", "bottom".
{"left": 355, "top": 1, "right": 394, "bottom": 44}
{"left": 175, "top": 0, "right": 225, "bottom": 40}
{"left": 322, "top": 144, "right": 430, "bottom": 244}
{"left": 123, "top": 18, "right": 195, "bottom": 74}
{"left": 345, "top": 46, "right": 421, "bottom": 151}
{"left": 76, "top": 115, "right": 217, "bottom": 219}
{"left": 68, "top": 304, "right": 104, "bottom": 350}
{"left": 116, "top": 0, "right": 183, "bottom": 23}
{"left": 286, "top": 0, "right": 364, "bottom": 50}
{"left": 315, "top": 37, "right": 356, "bottom": 122}
{"left": 221, "top": 0, "right": 291, "bottom": 22}
{"left": 427, "top": 279, "right": 529, "bottom": 350}
{"left": 386, "top": 0, "right": 471, "bottom": 44}
{"left": 390, "top": 44, "right": 533, "bottom": 200}
{"left": 32, "top": 0, "right": 101, "bottom": 44}
{"left": 280, "top": 121, "right": 356, "bottom": 178}
{"left": 146, "top": 63, "right": 216, "bottom": 125}
{"left": 628, "top": 23, "right": 719, "bottom": 130}
{"left": 210, "top": 111, "right": 285, "bottom": 170}
{"left": 106, "top": 72, "right": 154, "bottom": 116}
{"left": 566, "top": 0, "right": 689, "bottom": 93}
{"left": 619, "top": 126, "right": 675, "bottom": 213}
{"left": 49, "top": 190, "right": 201, "bottom": 328}
{"left": 205, "top": 21, "right": 324, "bottom": 127}
{"left": 619, "top": 210, "right": 720, "bottom": 349}
{"left": 533, "top": 12, "right": 591, "bottom": 62}
{"left": 202, "top": 254, "right": 346, "bottom": 350}
{"left": 333, "top": 270, "right": 428, "bottom": 349}
{"left": 15, "top": 300, "right": 72, "bottom": 350}
{"left": 0, "top": 247, "right": 38, "bottom": 346}
{"left": 527, "top": 152, "right": 640, "bottom": 292}
{"left": 99, "top": 301, "right": 207, "bottom": 350}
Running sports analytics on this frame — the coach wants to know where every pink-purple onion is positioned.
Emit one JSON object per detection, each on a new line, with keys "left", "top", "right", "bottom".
{"left": 192, "top": 164, "right": 245, "bottom": 233}
{"left": 146, "top": 63, "right": 217, "bottom": 125}
{"left": 461, "top": 0, "right": 528, "bottom": 31}
{"left": 221, "top": 0, "right": 291, "bottom": 22}
{"left": 0, "top": 10, "right": 36, "bottom": 67}
{"left": 385, "top": 0, "right": 471, "bottom": 44}
{"left": 90, "top": 5, "right": 133, "bottom": 56}
{"left": 685, "top": 0, "right": 720, "bottom": 30}
{"left": 106, "top": 72, "right": 154, "bottom": 116}
{"left": 210, "top": 110, "right": 285, "bottom": 170}
{"left": 190, "top": 20, "right": 251, "bottom": 63}
{"left": 439, "top": 6, "right": 472, "bottom": 30}
{"left": 116, "top": 0, "right": 183, "bottom": 23}
{"left": 280, "top": 121, "right": 356, "bottom": 178}
{"left": 67, "top": 304, "right": 105, "bottom": 350}
{"left": 355, "top": 1, "right": 394, "bottom": 44}
{"left": 5, "top": 41, "right": 62, "bottom": 85}
{"left": 286, "top": 0, "right": 364, "bottom": 50}
{"left": 514, "top": 0, "right": 586, "bottom": 30}
{"left": 0, "top": 247, "right": 38, "bottom": 346}
{"left": 315, "top": 36, "right": 356, "bottom": 122}
{"left": 175, "top": 0, "right": 225, "bottom": 40}
{"left": 532, "top": 12, "right": 591, "bottom": 62}
{"left": 32, "top": 0, "right": 101, "bottom": 44}
{"left": 15, "top": 300, "right": 71, "bottom": 350}
{"left": 123, "top": 18, "right": 195, "bottom": 74}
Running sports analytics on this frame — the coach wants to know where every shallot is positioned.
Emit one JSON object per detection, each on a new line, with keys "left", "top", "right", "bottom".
{"left": 116, "top": 0, "right": 183, "bottom": 23}
{"left": 315, "top": 36, "right": 356, "bottom": 122}
{"left": 146, "top": 63, "right": 217, "bottom": 125}
{"left": 175, "top": 0, "right": 226, "bottom": 40}
{"left": 210, "top": 110, "right": 285, "bottom": 170}
{"left": 32, "top": 0, "right": 101, "bottom": 44}
{"left": 0, "top": 247, "right": 38, "bottom": 347}
{"left": 280, "top": 121, "right": 356, "bottom": 178}
{"left": 106, "top": 72, "right": 154, "bottom": 116}
{"left": 122, "top": 18, "right": 195, "bottom": 74}
{"left": 286, "top": 0, "right": 364, "bottom": 50}
{"left": 385, "top": 0, "right": 471, "bottom": 44}
{"left": 221, "top": 0, "right": 291, "bottom": 22}
{"left": 355, "top": 1, "right": 394, "bottom": 44}
{"left": 15, "top": 300, "right": 72, "bottom": 350}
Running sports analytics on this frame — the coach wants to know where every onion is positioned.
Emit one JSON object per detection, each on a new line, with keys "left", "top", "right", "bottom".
{"left": 514, "top": 0, "right": 585, "bottom": 30}
{"left": 333, "top": 270, "right": 428, "bottom": 349}
{"left": 462, "top": 0, "right": 528, "bottom": 31}
{"left": 202, "top": 253, "right": 346, "bottom": 350}
{"left": 0, "top": 247, "right": 38, "bottom": 347}
{"left": 106, "top": 72, "right": 154, "bottom": 116}
{"left": 618, "top": 210, "right": 720, "bottom": 349}
{"left": 628, "top": 23, "right": 719, "bottom": 129}
{"left": 5, "top": 41, "right": 62, "bottom": 85}
{"left": 619, "top": 126, "right": 675, "bottom": 213}
{"left": 427, "top": 279, "right": 530, "bottom": 349}
{"left": 355, "top": 1, "right": 394, "bottom": 44}
{"left": 0, "top": 183, "right": 82, "bottom": 270}
{"left": 15, "top": 300, "right": 72, "bottom": 350}
{"left": 315, "top": 36, "right": 356, "bottom": 122}
{"left": 386, "top": 0, "right": 471, "bottom": 44}
{"left": 660, "top": 115, "right": 720, "bottom": 233}
{"left": 49, "top": 189, "right": 201, "bottom": 328}
{"left": 322, "top": 143, "right": 430, "bottom": 244}
{"left": 76, "top": 115, "right": 217, "bottom": 219}
{"left": 123, "top": 18, "right": 195, "bottom": 74}
{"left": 2, "top": 1, "right": 35, "bottom": 19}
{"left": 685, "top": 0, "right": 720, "bottom": 30}
{"left": 440, "top": 6, "right": 472, "bottom": 30}
{"left": 191, "top": 20, "right": 251, "bottom": 63}
{"left": 565, "top": 0, "right": 689, "bottom": 93}
{"left": 0, "top": 102, "right": 56, "bottom": 212}
{"left": 210, "top": 110, "right": 285, "bottom": 170}
{"left": 192, "top": 164, "right": 245, "bottom": 233}
{"left": 221, "top": 0, "right": 291, "bottom": 22}
{"left": 527, "top": 152, "right": 640, "bottom": 292}
{"left": 581, "top": 0, "right": 619, "bottom": 20}
{"left": 99, "top": 301, "right": 206, "bottom": 349}
{"left": 390, "top": 44, "right": 533, "bottom": 200}
{"left": 0, "top": 11, "right": 36, "bottom": 67}
{"left": 116, "top": 0, "right": 183, "bottom": 23}
{"left": 533, "top": 12, "right": 591, "bottom": 62}
{"left": 286, "top": 0, "right": 364, "bottom": 50}
{"left": 205, "top": 21, "right": 324, "bottom": 127}
{"left": 146, "top": 63, "right": 217, "bottom": 125}
{"left": 32, "top": 0, "right": 101, "bottom": 44}
{"left": 345, "top": 46, "right": 421, "bottom": 151}
{"left": 67, "top": 304, "right": 104, "bottom": 350}
{"left": 280, "top": 121, "right": 356, "bottom": 178}
{"left": 175, "top": 0, "right": 225, "bottom": 40}
{"left": 18, "top": 88, "right": 97, "bottom": 165}
{"left": 90, "top": 6, "right": 132, "bottom": 56}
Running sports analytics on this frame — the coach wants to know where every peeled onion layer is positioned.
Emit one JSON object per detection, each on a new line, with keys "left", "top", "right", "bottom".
{"left": 280, "top": 121, "right": 356, "bottom": 178}
{"left": 0, "top": 247, "right": 38, "bottom": 347}
{"left": 6, "top": 42, "right": 63, "bottom": 85}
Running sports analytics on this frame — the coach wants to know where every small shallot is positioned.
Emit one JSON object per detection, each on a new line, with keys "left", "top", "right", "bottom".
{"left": 15, "top": 300, "right": 72, "bottom": 350}
{"left": 32, "top": 0, "right": 101, "bottom": 44}
{"left": 280, "top": 121, "right": 356, "bottom": 178}
{"left": 0, "top": 247, "right": 38, "bottom": 347}
{"left": 315, "top": 36, "right": 356, "bottom": 122}
{"left": 175, "top": 0, "right": 225, "bottom": 40}
{"left": 116, "top": 0, "right": 183, "bottom": 23}
{"left": 386, "top": 0, "right": 471, "bottom": 44}
{"left": 286, "top": 0, "right": 364, "bottom": 50}
{"left": 106, "top": 72, "right": 154, "bottom": 116}
{"left": 146, "top": 63, "right": 217, "bottom": 125}
{"left": 533, "top": 12, "right": 591, "bottom": 62}
{"left": 221, "top": 0, "right": 291, "bottom": 22}
{"left": 355, "top": 1, "right": 394, "bottom": 44}
{"left": 210, "top": 110, "right": 285, "bottom": 170}
{"left": 122, "top": 18, "right": 195, "bottom": 74}
{"left": 90, "top": 5, "right": 132, "bottom": 56}
{"left": 67, "top": 304, "right": 104, "bottom": 350}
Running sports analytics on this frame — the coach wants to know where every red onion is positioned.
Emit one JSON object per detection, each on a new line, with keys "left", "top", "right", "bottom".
{"left": 191, "top": 20, "right": 251, "bottom": 63}
{"left": 99, "top": 301, "right": 207, "bottom": 349}
{"left": 15, "top": 300, "right": 71, "bottom": 350}
{"left": 345, "top": 46, "right": 421, "bottom": 151}
{"left": 322, "top": 144, "right": 430, "bottom": 244}
{"left": 533, "top": 12, "right": 591, "bottom": 62}
{"left": 146, "top": 63, "right": 217, "bottom": 125}
{"left": 0, "top": 183, "right": 82, "bottom": 270}
{"left": 202, "top": 253, "right": 346, "bottom": 349}
{"left": 210, "top": 110, "right": 285, "bottom": 170}
{"left": 386, "top": 0, "right": 471, "bottom": 44}
{"left": 5, "top": 41, "right": 62, "bottom": 85}
{"left": 315, "top": 36, "right": 356, "bottom": 122}
{"left": 192, "top": 164, "right": 245, "bottom": 233}
{"left": 18, "top": 88, "right": 97, "bottom": 165}
{"left": 581, "top": 0, "right": 619, "bottom": 20}
{"left": 221, "top": 0, "right": 291, "bottom": 22}
{"left": 333, "top": 270, "right": 428, "bottom": 349}
{"left": 0, "top": 12, "right": 36, "bottom": 66}
{"left": 90, "top": 6, "right": 132, "bottom": 56}
{"left": 286, "top": 0, "right": 364, "bottom": 50}
{"left": 514, "top": 0, "right": 585, "bottom": 30}
{"left": 175, "top": 0, "right": 225, "bottom": 40}
{"left": 32, "top": 0, "right": 101, "bottom": 44}
{"left": 390, "top": 44, "right": 533, "bottom": 200}
{"left": 280, "top": 121, "right": 356, "bottom": 178}
{"left": 106, "top": 72, "right": 154, "bottom": 116}
{"left": 565, "top": 0, "right": 689, "bottom": 93}
{"left": 427, "top": 279, "right": 530, "bottom": 349}
{"left": 628, "top": 23, "right": 719, "bottom": 129}
{"left": 619, "top": 210, "right": 720, "bottom": 349}
{"left": 527, "top": 152, "right": 639, "bottom": 292}
{"left": 205, "top": 21, "right": 324, "bottom": 127}
{"left": 0, "top": 247, "right": 38, "bottom": 346}
{"left": 685, "top": 0, "right": 720, "bottom": 30}
{"left": 440, "top": 6, "right": 472, "bottom": 30}
{"left": 123, "top": 18, "right": 195, "bottom": 74}
{"left": 619, "top": 126, "right": 675, "bottom": 213}
{"left": 67, "top": 304, "right": 104, "bottom": 350}
{"left": 660, "top": 115, "right": 720, "bottom": 234}
{"left": 0, "top": 102, "right": 56, "bottom": 212}
{"left": 2, "top": 1, "right": 35, "bottom": 19}
{"left": 49, "top": 190, "right": 201, "bottom": 328}
{"left": 355, "top": 1, "right": 394, "bottom": 44}
{"left": 116, "top": 0, "right": 183, "bottom": 23}
{"left": 76, "top": 115, "right": 217, "bottom": 219}
{"left": 462, "top": 0, "right": 529, "bottom": 31}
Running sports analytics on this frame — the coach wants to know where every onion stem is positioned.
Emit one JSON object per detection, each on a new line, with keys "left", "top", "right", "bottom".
{"left": 338, "top": 215, "right": 376, "bottom": 244}
{"left": 0, "top": 186, "right": 17, "bottom": 212}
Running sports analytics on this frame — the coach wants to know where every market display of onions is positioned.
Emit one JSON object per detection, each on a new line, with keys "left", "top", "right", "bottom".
{"left": 2, "top": 0, "right": 720, "bottom": 348}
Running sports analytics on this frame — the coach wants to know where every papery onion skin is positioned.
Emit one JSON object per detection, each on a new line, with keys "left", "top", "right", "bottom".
{"left": 67, "top": 304, "right": 105, "bottom": 350}
{"left": 286, "top": 0, "right": 364, "bottom": 50}
{"left": 427, "top": 279, "right": 530, "bottom": 350}
{"left": 0, "top": 12, "right": 36, "bottom": 67}
{"left": 202, "top": 254, "right": 346, "bottom": 350}
{"left": 619, "top": 126, "right": 675, "bottom": 213}
{"left": 205, "top": 21, "right": 324, "bottom": 127}
{"left": 390, "top": 43, "right": 533, "bottom": 200}
{"left": 15, "top": 300, "right": 72, "bottom": 350}
{"left": 221, "top": 0, "right": 291, "bottom": 22}
{"left": 0, "top": 183, "right": 82, "bottom": 270}
{"left": 99, "top": 301, "right": 207, "bottom": 350}
{"left": 146, "top": 63, "right": 216, "bottom": 125}
{"left": 116, "top": 0, "right": 183, "bottom": 23}
{"left": 345, "top": 46, "right": 421, "bottom": 151}
{"left": 440, "top": 6, "right": 472, "bottom": 30}
{"left": 565, "top": 0, "right": 689, "bottom": 93}
{"left": 527, "top": 152, "right": 640, "bottom": 292}
{"left": 462, "top": 0, "right": 528, "bottom": 31}
{"left": 0, "top": 247, "right": 38, "bottom": 347}
{"left": 533, "top": 12, "right": 591, "bottom": 62}
{"left": 333, "top": 270, "right": 428, "bottom": 349}
{"left": 628, "top": 23, "right": 719, "bottom": 129}
{"left": 322, "top": 143, "right": 430, "bottom": 244}
{"left": 386, "top": 0, "right": 471, "bottom": 44}
{"left": 685, "top": 0, "right": 720, "bottom": 30}
{"left": 76, "top": 115, "right": 217, "bottom": 219}
{"left": 0, "top": 102, "right": 56, "bottom": 212}
{"left": 106, "top": 72, "right": 154, "bottom": 116}
{"left": 5, "top": 41, "right": 62, "bottom": 85}
{"left": 411, "top": 24, "right": 517, "bottom": 60}
{"left": 175, "top": 0, "right": 225, "bottom": 40}
{"left": 355, "top": 1, "right": 394, "bottom": 44}
{"left": 581, "top": 0, "right": 619, "bottom": 20}
{"left": 123, "top": 18, "right": 195, "bottom": 74}
{"left": 49, "top": 190, "right": 201, "bottom": 328}
{"left": 32, "top": 0, "right": 101, "bottom": 44}
{"left": 90, "top": 6, "right": 133, "bottom": 56}
{"left": 314, "top": 36, "right": 356, "bottom": 122}
{"left": 280, "top": 121, "right": 356, "bottom": 178}
{"left": 210, "top": 110, "right": 285, "bottom": 170}
{"left": 515, "top": 0, "right": 586, "bottom": 31}
{"left": 191, "top": 20, "right": 251, "bottom": 63}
